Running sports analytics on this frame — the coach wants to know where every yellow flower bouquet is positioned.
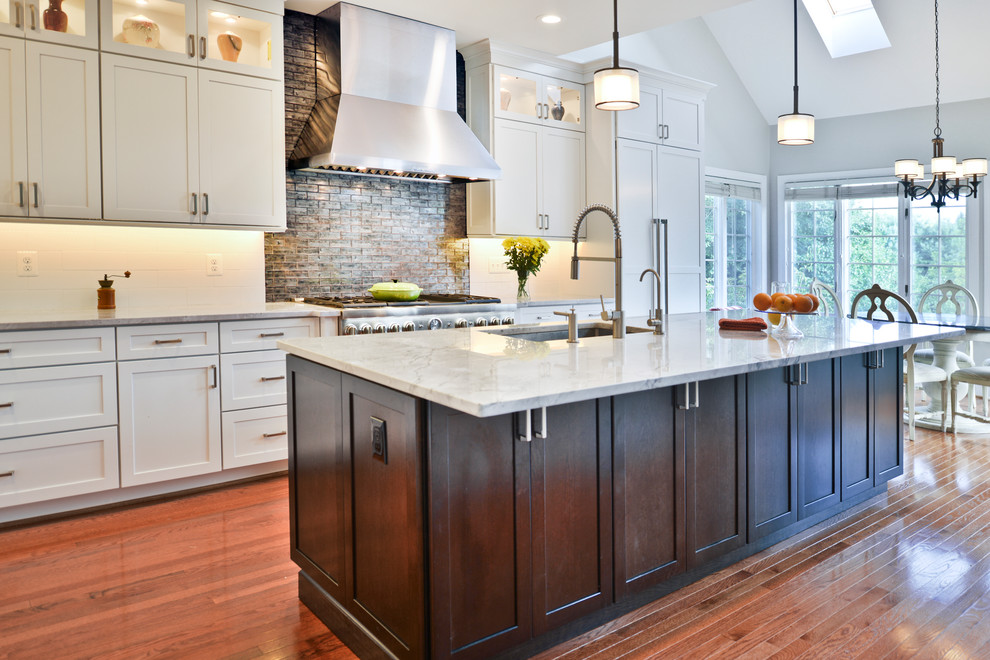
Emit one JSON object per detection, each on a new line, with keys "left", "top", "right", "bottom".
{"left": 502, "top": 236, "right": 550, "bottom": 302}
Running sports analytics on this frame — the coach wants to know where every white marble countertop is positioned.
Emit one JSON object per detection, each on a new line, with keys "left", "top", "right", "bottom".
{"left": 0, "top": 302, "right": 339, "bottom": 330}
{"left": 278, "top": 310, "right": 965, "bottom": 417}
{"left": 517, "top": 298, "right": 613, "bottom": 308}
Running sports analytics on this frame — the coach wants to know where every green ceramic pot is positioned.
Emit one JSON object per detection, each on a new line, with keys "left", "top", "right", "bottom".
{"left": 368, "top": 280, "right": 423, "bottom": 301}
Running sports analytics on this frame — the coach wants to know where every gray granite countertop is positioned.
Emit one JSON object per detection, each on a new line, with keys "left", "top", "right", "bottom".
{"left": 0, "top": 302, "right": 339, "bottom": 331}
{"left": 278, "top": 310, "right": 965, "bottom": 417}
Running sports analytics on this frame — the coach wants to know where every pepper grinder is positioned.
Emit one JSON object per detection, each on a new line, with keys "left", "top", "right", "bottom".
{"left": 97, "top": 271, "right": 131, "bottom": 310}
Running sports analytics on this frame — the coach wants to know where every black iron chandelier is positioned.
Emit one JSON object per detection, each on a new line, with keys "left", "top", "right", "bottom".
{"left": 894, "top": 0, "right": 986, "bottom": 210}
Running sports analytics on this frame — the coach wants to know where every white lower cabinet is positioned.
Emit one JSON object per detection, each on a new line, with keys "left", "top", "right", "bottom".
{"left": 220, "top": 349, "right": 286, "bottom": 411}
{"left": 0, "top": 427, "right": 119, "bottom": 507}
{"left": 221, "top": 405, "right": 287, "bottom": 469}
{"left": 117, "top": 354, "right": 221, "bottom": 487}
{"left": 0, "top": 362, "right": 117, "bottom": 439}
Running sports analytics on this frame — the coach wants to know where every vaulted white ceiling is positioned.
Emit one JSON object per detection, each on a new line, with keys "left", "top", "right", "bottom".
{"left": 283, "top": 0, "right": 990, "bottom": 124}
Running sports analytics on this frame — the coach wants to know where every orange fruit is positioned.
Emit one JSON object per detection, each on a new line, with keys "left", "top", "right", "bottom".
{"left": 771, "top": 292, "right": 787, "bottom": 303}
{"left": 753, "top": 292, "right": 773, "bottom": 311}
{"left": 774, "top": 295, "right": 794, "bottom": 312}
{"left": 768, "top": 312, "right": 781, "bottom": 325}
{"left": 808, "top": 294, "right": 820, "bottom": 312}
{"left": 792, "top": 294, "right": 814, "bottom": 313}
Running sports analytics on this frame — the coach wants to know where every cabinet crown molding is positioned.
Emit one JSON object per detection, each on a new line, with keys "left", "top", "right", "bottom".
{"left": 460, "top": 38, "right": 585, "bottom": 83}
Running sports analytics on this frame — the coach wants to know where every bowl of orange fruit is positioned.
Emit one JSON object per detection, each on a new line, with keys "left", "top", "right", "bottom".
{"left": 752, "top": 284, "right": 819, "bottom": 339}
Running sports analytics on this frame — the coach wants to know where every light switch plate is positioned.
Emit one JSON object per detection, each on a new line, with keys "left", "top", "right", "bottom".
{"left": 488, "top": 257, "right": 509, "bottom": 274}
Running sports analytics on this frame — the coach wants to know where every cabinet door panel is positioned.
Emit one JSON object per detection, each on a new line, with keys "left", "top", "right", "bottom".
{"left": 429, "top": 406, "right": 532, "bottom": 660}
{"left": 100, "top": 0, "right": 198, "bottom": 66}
{"left": 874, "top": 347, "right": 903, "bottom": 484}
{"left": 102, "top": 54, "right": 199, "bottom": 223}
{"left": 288, "top": 359, "right": 347, "bottom": 601}
{"left": 198, "top": 0, "right": 283, "bottom": 80}
{"left": 687, "top": 376, "right": 746, "bottom": 568}
{"left": 615, "top": 84, "right": 661, "bottom": 143}
{"left": 613, "top": 387, "right": 685, "bottom": 598}
{"left": 661, "top": 90, "right": 703, "bottom": 151}
{"left": 117, "top": 354, "right": 220, "bottom": 486}
{"left": 199, "top": 70, "right": 284, "bottom": 228}
{"left": 531, "top": 399, "right": 611, "bottom": 634}
{"left": 840, "top": 353, "right": 873, "bottom": 499}
{"left": 747, "top": 367, "right": 797, "bottom": 541}
{"left": 797, "top": 360, "right": 841, "bottom": 518}
{"left": 616, "top": 138, "right": 659, "bottom": 317}
{"left": 541, "top": 126, "right": 584, "bottom": 238}
{"left": 492, "top": 119, "right": 540, "bottom": 236}
{"left": 0, "top": 36, "right": 27, "bottom": 217}
{"left": 345, "top": 375, "right": 425, "bottom": 660}
{"left": 26, "top": 41, "right": 101, "bottom": 219}
{"left": 657, "top": 147, "right": 703, "bottom": 313}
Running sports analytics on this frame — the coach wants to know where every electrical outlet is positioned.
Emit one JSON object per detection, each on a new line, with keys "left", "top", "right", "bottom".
{"left": 17, "top": 251, "right": 38, "bottom": 277}
{"left": 488, "top": 257, "right": 509, "bottom": 274}
{"left": 206, "top": 253, "right": 223, "bottom": 276}
{"left": 371, "top": 417, "right": 387, "bottom": 464}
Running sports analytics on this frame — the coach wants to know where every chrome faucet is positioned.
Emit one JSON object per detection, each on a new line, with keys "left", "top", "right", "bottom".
{"left": 570, "top": 204, "right": 624, "bottom": 338}
{"left": 639, "top": 268, "right": 664, "bottom": 334}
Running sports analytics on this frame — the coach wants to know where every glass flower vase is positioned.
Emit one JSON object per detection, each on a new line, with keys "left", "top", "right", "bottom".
{"left": 516, "top": 275, "right": 531, "bottom": 303}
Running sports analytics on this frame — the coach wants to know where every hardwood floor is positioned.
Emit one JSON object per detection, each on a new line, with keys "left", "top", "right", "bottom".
{"left": 2, "top": 425, "right": 989, "bottom": 659}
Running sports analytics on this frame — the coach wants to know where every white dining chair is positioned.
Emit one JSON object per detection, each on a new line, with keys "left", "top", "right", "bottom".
{"left": 809, "top": 278, "right": 843, "bottom": 318}
{"left": 850, "top": 284, "right": 949, "bottom": 440}
{"left": 915, "top": 280, "right": 980, "bottom": 415}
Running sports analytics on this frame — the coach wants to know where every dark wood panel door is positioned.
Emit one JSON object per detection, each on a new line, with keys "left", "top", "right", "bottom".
{"left": 797, "top": 359, "right": 841, "bottom": 519}
{"left": 874, "top": 347, "right": 904, "bottom": 485}
{"left": 840, "top": 353, "right": 874, "bottom": 499}
{"left": 686, "top": 376, "right": 747, "bottom": 569}
{"left": 612, "top": 387, "right": 685, "bottom": 599}
{"left": 287, "top": 355, "right": 347, "bottom": 602}
{"left": 343, "top": 375, "right": 426, "bottom": 660}
{"left": 531, "top": 399, "right": 613, "bottom": 634}
{"left": 746, "top": 367, "right": 797, "bottom": 541}
{"left": 428, "top": 407, "right": 533, "bottom": 660}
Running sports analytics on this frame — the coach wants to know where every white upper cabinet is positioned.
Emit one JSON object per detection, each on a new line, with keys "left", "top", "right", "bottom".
{"left": 0, "top": 37, "right": 100, "bottom": 220}
{"left": 99, "top": 0, "right": 282, "bottom": 80}
{"left": 198, "top": 69, "right": 284, "bottom": 228}
{"left": 616, "top": 82, "right": 705, "bottom": 152}
{"left": 494, "top": 65, "right": 583, "bottom": 132}
{"left": 0, "top": 0, "right": 98, "bottom": 48}
{"left": 101, "top": 53, "right": 199, "bottom": 224}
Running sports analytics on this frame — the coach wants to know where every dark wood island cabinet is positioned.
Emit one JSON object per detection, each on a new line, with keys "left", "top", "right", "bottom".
{"left": 286, "top": 341, "right": 908, "bottom": 660}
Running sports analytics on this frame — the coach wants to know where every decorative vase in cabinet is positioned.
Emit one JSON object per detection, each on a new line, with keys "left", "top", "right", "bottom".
{"left": 217, "top": 32, "right": 243, "bottom": 62}
{"left": 43, "top": 0, "right": 68, "bottom": 32}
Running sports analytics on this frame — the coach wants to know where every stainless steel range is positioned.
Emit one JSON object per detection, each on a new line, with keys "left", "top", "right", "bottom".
{"left": 303, "top": 294, "right": 516, "bottom": 335}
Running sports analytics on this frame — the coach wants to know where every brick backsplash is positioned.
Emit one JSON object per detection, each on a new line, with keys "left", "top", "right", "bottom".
{"left": 265, "top": 11, "right": 470, "bottom": 301}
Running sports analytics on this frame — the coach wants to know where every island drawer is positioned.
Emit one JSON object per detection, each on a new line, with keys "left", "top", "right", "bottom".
{"left": 221, "top": 405, "right": 288, "bottom": 468}
{"left": 0, "top": 328, "right": 115, "bottom": 370}
{"left": 0, "top": 363, "right": 118, "bottom": 439}
{"left": 220, "top": 350, "right": 287, "bottom": 411}
{"left": 0, "top": 426, "right": 120, "bottom": 507}
{"left": 117, "top": 323, "right": 219, "bottom": 360}
{"left": 219, "top": 318, "right": 319, "bottom": 353}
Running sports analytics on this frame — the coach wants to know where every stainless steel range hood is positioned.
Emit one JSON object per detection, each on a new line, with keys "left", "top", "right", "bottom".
{"left": 288, "top": 2, "right": 501, "bottom": 182}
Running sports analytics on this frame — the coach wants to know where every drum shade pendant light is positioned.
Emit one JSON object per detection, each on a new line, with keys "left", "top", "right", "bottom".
{"left": 777, "top": 0, "right": 814, "bottom": 145}
{"left": 594, "top": 0, "right": 639, "bottom": 111}
{"left": 894, "top": 0, "right": 985, "bottom": 210}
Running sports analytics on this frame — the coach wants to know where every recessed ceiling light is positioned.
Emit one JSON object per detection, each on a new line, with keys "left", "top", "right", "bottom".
{"left": 538, "top": 14, "right": 562, "bottom": 25}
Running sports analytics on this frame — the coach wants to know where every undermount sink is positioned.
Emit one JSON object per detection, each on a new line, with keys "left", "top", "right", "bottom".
{"left": 481, "top": 322, "right": 651, "bottom": 342}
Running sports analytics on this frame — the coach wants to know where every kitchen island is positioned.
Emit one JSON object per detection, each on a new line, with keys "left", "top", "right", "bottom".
{"left": 278, "top": 312, "right": 963, "bottom": 660}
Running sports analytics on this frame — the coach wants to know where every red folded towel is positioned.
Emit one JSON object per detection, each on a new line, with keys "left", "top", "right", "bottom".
{"left": 717, "top": 317, "right": 768, "bottom": 332}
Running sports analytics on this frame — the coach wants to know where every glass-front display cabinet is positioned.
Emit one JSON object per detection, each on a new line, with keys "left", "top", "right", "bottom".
{"left": 493, "top": 65, "right": 582, "bottom": 131}
{"left": 0, "top": 0, "right": 98, "bottom": 47}
{"left": 100, "top": 0, "right": 281, "bottom": 78}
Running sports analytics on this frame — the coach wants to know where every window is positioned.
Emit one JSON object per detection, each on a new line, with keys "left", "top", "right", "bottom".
{"left": 705, "top": 178, "right": 761, "bottom": 309}
{"left": 784, "top": 175, "right": 972, "bottom": 311}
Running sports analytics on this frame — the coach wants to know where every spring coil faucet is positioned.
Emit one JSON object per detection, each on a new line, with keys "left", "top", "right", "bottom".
{"left": 570, "top": 204, "right": 624, "bottom": 338}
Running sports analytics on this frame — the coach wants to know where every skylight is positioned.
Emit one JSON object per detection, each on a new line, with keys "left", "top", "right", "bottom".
{"left": 802, "top": 0, "right": 890, "bottom": 58}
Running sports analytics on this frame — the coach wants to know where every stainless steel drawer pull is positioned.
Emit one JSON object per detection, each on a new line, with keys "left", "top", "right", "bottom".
{"left": 153, "top": 338, "right": 183, "bottom": 344}
{"left": 202, "top": 193, "right": 209, "bottom": 215}
{"left": 32, "top": 182, "right": 39, "bottom": 208}
{"left": 262, "top": 431, "right": 287, "bottom": 438}
{"left": 0, "top": 402, "right": 13, "bottom": 409}
{"left": 0, "top": 471, "right": 13, "bottom": 478}
{"left": 259, "top": 332, "right": 284, "bottom": 338}
{"left": 191, "top": 192, "right": 198, "bottom": 214}
{"left": 260, "top": 375, "right": 286, "bottom": 382}
{"left": 17, "top": 182, "right": 25, "bottom": 208}
{"left": 210, "top": 365, "right": 218, "bottom": 389}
